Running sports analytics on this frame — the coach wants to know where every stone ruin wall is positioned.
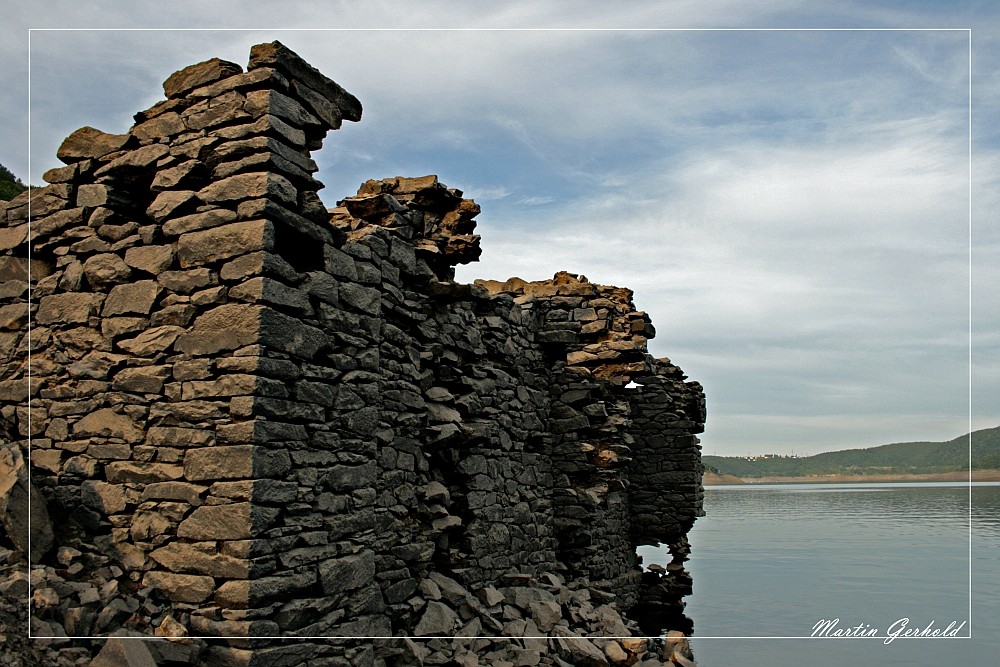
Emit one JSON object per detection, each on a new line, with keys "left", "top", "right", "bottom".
{"left": 0, "top": 42, "right": 706, "bottom": 666}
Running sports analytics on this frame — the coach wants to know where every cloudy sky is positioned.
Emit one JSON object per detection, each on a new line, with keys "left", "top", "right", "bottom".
{"left": 4, "top": 2, "right": 998, "bottom": 456}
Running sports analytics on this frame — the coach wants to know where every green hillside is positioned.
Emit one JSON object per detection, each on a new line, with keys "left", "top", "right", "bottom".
{"left": 705, "top": 426, "right": 1000, "bottom": 478}
{"left": 0, "top": 163, "right": 27, "bottom": 201}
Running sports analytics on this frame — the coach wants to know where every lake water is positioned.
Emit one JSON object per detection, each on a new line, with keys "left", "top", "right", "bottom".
{"left": 638, "top": 482, "right": 1000, "bottom": 666}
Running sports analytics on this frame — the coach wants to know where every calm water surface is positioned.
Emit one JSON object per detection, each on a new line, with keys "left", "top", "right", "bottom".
{"left": 639, "top": 482, "right": 1000, "bottom": 666}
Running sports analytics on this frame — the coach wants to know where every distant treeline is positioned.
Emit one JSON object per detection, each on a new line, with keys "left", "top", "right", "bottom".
{"left": 704, "top": 426, "right": 1000, "bottom": 478}
{"left": 0, "top": 162, "right": 27, "bottom": 201}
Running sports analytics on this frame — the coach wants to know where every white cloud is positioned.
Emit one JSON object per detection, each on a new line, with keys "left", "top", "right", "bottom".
{"left": 517, "top": 195, "right": 555, "bottom": 205}
{"left": 465, "top": 185, "right": 512, "bottom": 201}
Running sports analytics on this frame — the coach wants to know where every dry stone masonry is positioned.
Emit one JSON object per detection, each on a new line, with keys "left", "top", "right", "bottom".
{"left": 0, "top": 42, "right": 706, "bottom": 666}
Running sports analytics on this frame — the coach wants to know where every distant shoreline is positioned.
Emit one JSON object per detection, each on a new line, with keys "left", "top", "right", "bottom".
{"left": 703, "top": 469, "right": 1000, "bottom": 486}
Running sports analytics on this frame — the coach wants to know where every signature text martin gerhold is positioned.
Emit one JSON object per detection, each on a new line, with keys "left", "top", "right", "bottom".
{"left": 812, "top": 618, "right": 967, "bottom": 644}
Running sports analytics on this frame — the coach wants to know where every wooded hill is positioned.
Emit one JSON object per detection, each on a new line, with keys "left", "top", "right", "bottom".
{"left": 0, "top": 163, "right": 27, "bottom": 201}
{"left": 704, "top": 426, "right": 1000, "bottom": 478}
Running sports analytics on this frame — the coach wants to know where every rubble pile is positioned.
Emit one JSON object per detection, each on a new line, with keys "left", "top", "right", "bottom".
{"left": 0, "top": 41, "right": 705, "bottom": 666}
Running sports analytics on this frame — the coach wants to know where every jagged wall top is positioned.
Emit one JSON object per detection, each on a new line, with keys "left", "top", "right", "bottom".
{"left": 53, "top": 40, "right": 360, "bottom": 171}
{"left": 332, "top": 175, "right": 483, "bottom": 280}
